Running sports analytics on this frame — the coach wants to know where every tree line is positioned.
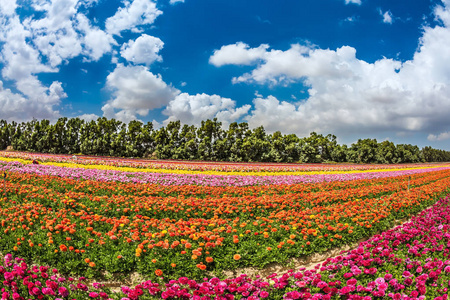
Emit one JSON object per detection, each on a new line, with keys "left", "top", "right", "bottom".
{"left": 0, "top": 117, "right": 449, "bottom": 163}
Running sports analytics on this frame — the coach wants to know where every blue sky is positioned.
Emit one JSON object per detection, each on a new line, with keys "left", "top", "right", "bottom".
{"left": 0, "top": 0, "right": 450, "bottom": 150}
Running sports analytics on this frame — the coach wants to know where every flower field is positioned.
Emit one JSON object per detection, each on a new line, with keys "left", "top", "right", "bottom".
{"left": 0, "top": 152, "right": 450, "bottom": 299}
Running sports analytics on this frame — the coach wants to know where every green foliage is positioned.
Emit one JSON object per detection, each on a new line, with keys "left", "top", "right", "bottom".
{"left": 0, "top": 117, "right": 449, "bottom": 163}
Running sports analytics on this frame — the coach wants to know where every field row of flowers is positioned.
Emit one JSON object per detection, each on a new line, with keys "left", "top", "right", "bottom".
{"left": 0, "top": 160, "right": 449, "bottom": 281}
{"left": 2, "top": 194, "right": 450, "bottom": 300}
{"left": 0, "top": 151, "right": 445, "bottom": 173}
{"left": 1, "top": 157, "right": 449, "bottom": 186}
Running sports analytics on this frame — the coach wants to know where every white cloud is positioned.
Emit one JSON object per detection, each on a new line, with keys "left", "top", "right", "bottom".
{"left": 0, "top": 80, "right": 66, "bottom": 122}
{"left": 76, "top": 14, "right": 116, "bottom": 61}
{"left": 102, "top": 64, "right": 179, "bottom": 123}
{"left": 210, "top": 1, "right": 450, "bottom": 139}
{"left": 209, "top": 42, "right": 269, "bottom": 67}
{"left": 120, "top": 34, "right": 164, "bottom": 65}
{"left": 105, "top": 0, "right": 162, "bottom": 36}
{"left": 77, "top": 113, "right": 100, "bottom": 122}
{"left": 0, "top": 0, "right": 117, "bottom": 121}
{"left": 428, "top": 131, "right": 450, "bottom": 141}
{"left": 0, "top": 16, "right": 56, "bottom": 81}
{"left": 379, "top": 9, "right": 394, "bottom": 24}
{"left": 169, "top": 0, "right": 184, "bottom": 4}
{"left": 0, "top": 0, "right": 17, "bottom": 15}
{"left": 223, "top": 44, "right": 360, "bottom": 85}
{"left": 435, "top": 1, "right": 450, "bottom": 26}
{"left": 27, "top": 0, "right": 83, "bottom": 67}
{"left": 0, "top": 13, "right": 66, "bottom": 121}
{"left": 163, "top": 93, "right": 251, "bottom": 127}
{"left": 345, "top": 0, "right": 361, "bottom": 5}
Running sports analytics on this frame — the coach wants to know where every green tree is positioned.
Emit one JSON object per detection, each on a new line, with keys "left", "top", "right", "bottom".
{"left": 197, "top": 118, "right": 223, "bottom": 161}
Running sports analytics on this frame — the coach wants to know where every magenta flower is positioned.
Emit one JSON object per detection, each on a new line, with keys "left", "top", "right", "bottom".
{"left": 58, "top": 286, "right": 69, "bottom": 297}
{"left": 42, "top": 287, "right": 55, "bottom": 296}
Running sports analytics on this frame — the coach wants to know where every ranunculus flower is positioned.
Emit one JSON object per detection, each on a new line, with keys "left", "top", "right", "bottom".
{"left": 58, "top": 287, "right": 69, "bottom": 297}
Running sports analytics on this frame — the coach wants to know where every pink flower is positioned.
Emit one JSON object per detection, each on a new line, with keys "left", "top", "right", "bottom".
{"left": 3, "top": 272, "right": 13, "bottom": 281}
{"left": 344, "top": 273, "right": 353, "bottom": 279}
{"left": 58, "top": 287, "right": 69, "bottom": 297}
{"left": 42, "top": 288, "right": 55, "bottom": 296}
{"left": 29, "top": 287, "right": 41, "bottom": 296}
{"left": 402, "top": 271, "right": 411, "bottom": 277}
{"left": 378, "top": 283, "right": 388, "bottom": 291}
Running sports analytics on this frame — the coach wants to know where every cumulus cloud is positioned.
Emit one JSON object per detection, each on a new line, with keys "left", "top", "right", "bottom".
{"left": 27, "top": 0, "right": 83, "bottom": 68}
{"left": 77, "top": 113, "right": 100, "bottom": 122}
{"left": 428, "top": 131, "right": 450, "bottom": 141}
{"left": 209, "top": 42, "right": 269, "bottom": 67}
{"left": 120, "top": 34, "right": 164, "bottom": 65}
{"left": 0, "top": 80, "right": 66, "bottom": 122}
{"left": 105, "top": 0, "right": 162, "bottom": 36}
{"left": 220, "top": 44, "right": 361, "bottom": 85}
{"left": 0, "top": 12, "right": 66, "bottom": 120}
{"left": 163, "top": 93, "right": 251, "bottom": 127}
{"left": 0, "top": 0, "right": 17, "bottom": 15}
{"left": 102, "top": 64, "right": 179, "bottom": 123}
{"left": 210, "top": 0, "right": 450, "bottom": 139}
{"left": 0, "top": 0, "right": 117, "bottom": 121}
{"left": 76, "top": 14, "right": 116, "bottom": 61}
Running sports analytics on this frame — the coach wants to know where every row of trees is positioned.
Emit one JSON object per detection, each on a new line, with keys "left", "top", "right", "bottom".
{"left": 0, "top": 117, "right": 449, "bottom": 163}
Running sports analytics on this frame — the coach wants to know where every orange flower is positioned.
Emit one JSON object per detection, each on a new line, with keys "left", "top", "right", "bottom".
{"left": 155, "top": 269, "right": 163, "bottom": 276}
{"left": 89, "top": 262, "right": 95, "bottom": 267}
{"left": 233, "top": 254, "right": 241, "bottom": 260}
{"left": 84, "top": 258, "right": 91, "bottom": 263}
{"left": 59, "top": 244, "right": 68, "bottom": 252}
{"left": 206, "top": 256, "right": 214, "bottom": 263}
{"left": 171, "top": 263, "right": 176, "bottom": 268}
